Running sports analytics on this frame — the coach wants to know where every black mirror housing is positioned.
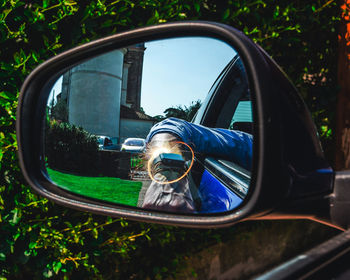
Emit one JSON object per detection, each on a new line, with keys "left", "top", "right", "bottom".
{"left": 17, "top": 21, "right": 334, "bottom": 228}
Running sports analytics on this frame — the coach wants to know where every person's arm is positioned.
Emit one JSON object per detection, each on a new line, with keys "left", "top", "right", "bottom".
{"left": 146, "top": 117, "right": 253, "bottom": 170}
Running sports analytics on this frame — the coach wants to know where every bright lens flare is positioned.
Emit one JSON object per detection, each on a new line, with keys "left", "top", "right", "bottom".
{"left": 147, "top": 141, "right": 194, "bottom": 185}
{"left": 149, "top": 147, "right": 171, "bottom": 159}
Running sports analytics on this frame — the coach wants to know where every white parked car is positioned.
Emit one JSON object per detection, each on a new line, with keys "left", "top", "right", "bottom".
{"left": 120, "top": 138, "right": 146, "bottom": 153}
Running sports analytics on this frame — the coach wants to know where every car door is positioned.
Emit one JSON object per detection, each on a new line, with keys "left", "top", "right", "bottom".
{"left": 189, "top": 56, "right": 253, "bottom": 213}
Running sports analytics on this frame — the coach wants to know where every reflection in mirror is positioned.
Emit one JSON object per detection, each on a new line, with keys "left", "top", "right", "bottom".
{"left": 44, "top": 36, "right": 253, "bottom": 214}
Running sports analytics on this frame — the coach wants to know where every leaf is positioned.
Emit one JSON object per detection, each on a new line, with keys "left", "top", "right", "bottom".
{"left": 194, "top": 3, "right": 200, "bottom": 13}
{"left": 92, "top": 228, "right": 98, "bottom": 239}
{"left": 0, "top": 253, "right": 6, "bottom": 261}
{"left": 24, "top": 249, "right": 32, "bottom": 257}
{"left": 0, "top": 92, "right": 11, "bottom": 100}
{"left": 43, "top": 0, "right": 50, "bottom": 9}
{"left": 223, "top": 8, "right": 230, "bottom": 20}
{"left": 10, "top": 208, "right": 21, "bottom": 225}
{"left": 53, "top": 261, "right": 62, "bottom": 274}
{"left": 120, "top": 219, "right": 128, "bottom": 227}
{"left": 32, "top": 52, "right": 39, "bottom": 62}
{"left": 43, "top": 268, "right": 53, "bottom": 278}
{"left": 154, "top": 10, "right": 159, "bottom": 19}
{"left": 29, "top": 241, "right": 37, "bottom": 249}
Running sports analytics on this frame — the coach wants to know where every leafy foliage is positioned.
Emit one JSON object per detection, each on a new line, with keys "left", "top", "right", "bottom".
{"left": 164, "top": 100, "right": 202, "bottom": 121}
{"left": 0, "top": 0, "right": 340, "bottom": 279}
{"left": 154, "top": 100, "right": 202, "bottom": 122}
{"left": 45, "top": 121, "right": 99, "bottom": 175}
{"left": 49, "top": 97, "right": 68, "bottom": 122}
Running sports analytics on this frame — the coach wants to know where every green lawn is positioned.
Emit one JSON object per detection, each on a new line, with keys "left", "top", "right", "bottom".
{"left": 47, "top": 168, "right": 143, "bottom": 207}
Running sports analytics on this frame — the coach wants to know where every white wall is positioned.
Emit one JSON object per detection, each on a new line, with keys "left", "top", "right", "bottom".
{"left": 68, "top": 49, "right": 126, "bottom": 138}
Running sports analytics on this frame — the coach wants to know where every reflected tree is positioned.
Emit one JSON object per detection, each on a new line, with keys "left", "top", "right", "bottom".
{"left": 49, "top": 97, "right": 68, "bottom": 122}
{"left": 163, "top": 100, "right": 201, "bottom": 122}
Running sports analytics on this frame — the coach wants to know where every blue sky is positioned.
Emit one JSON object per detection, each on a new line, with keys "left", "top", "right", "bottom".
{"left": 140, "top": 37, "right": 236, "bottom": 117}
{"left": 48, "top": 37, "right": 237, "bottom": 116}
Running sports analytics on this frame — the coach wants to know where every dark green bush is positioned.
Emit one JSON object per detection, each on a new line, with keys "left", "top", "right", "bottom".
{"left": 45, "top": 121, "right": 99, "bottom": 175}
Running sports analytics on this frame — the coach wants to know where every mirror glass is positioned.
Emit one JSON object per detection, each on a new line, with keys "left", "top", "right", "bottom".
{"left": 44, "top": 36, "right": 253, "bottom": 214}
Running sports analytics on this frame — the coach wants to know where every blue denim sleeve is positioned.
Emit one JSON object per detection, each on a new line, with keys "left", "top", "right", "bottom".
{"left": 146, "top": 117, "right": 253, "bottom": 170}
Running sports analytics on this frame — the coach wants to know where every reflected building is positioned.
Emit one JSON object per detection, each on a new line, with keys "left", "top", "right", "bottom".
{"left": 60, "top": 44, "right": 155, "bottom": 144}
{"left": 123, "top": 43, "right": 145, "bottom": 109}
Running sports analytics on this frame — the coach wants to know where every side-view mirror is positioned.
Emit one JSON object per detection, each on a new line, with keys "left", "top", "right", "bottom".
{"left": 17, "top": 21, "right": 350, "bottom": 230}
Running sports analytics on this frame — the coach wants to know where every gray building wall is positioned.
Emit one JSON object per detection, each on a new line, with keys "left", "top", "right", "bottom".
{"left": 119, "top": 119, "right": 154, "bottom": 143}
{"left": 68, "top": 50, "right": 125, "bottom": 140}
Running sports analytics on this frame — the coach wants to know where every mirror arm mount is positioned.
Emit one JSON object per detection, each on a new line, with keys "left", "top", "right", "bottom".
{"left": 330, "top": 171, "right": 350, "bottom": 230}
{"left": 249, "top": 197, "right": 342, "bottom": 230}
{"left": 254, "top": 171, "right": 350, "bottom": 231}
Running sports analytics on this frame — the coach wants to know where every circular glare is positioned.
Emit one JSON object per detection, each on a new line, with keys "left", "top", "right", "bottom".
{"left": 147, "top": 141, "right": 194, "bottom": 185}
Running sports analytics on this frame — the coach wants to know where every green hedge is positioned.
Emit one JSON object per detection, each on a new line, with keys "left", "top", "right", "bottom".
{"left": 0, "top": 0, "right": 340, "bottom": 279}
{"left": 45, "top": 121, "right": 99, "bottom": 175}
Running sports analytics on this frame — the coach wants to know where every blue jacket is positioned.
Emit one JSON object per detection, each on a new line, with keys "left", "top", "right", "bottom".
{"left": 146, "top": 118, "right": 253, "bottom": 170}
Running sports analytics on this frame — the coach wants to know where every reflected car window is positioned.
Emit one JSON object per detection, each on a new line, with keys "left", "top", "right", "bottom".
{"left": 125, "top": 139, "right": 145, "bottom": 146}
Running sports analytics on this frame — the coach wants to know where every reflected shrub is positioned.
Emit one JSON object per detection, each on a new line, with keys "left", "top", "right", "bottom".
{"left": 45, "top": 121, "right": 99, "bottom": 175}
